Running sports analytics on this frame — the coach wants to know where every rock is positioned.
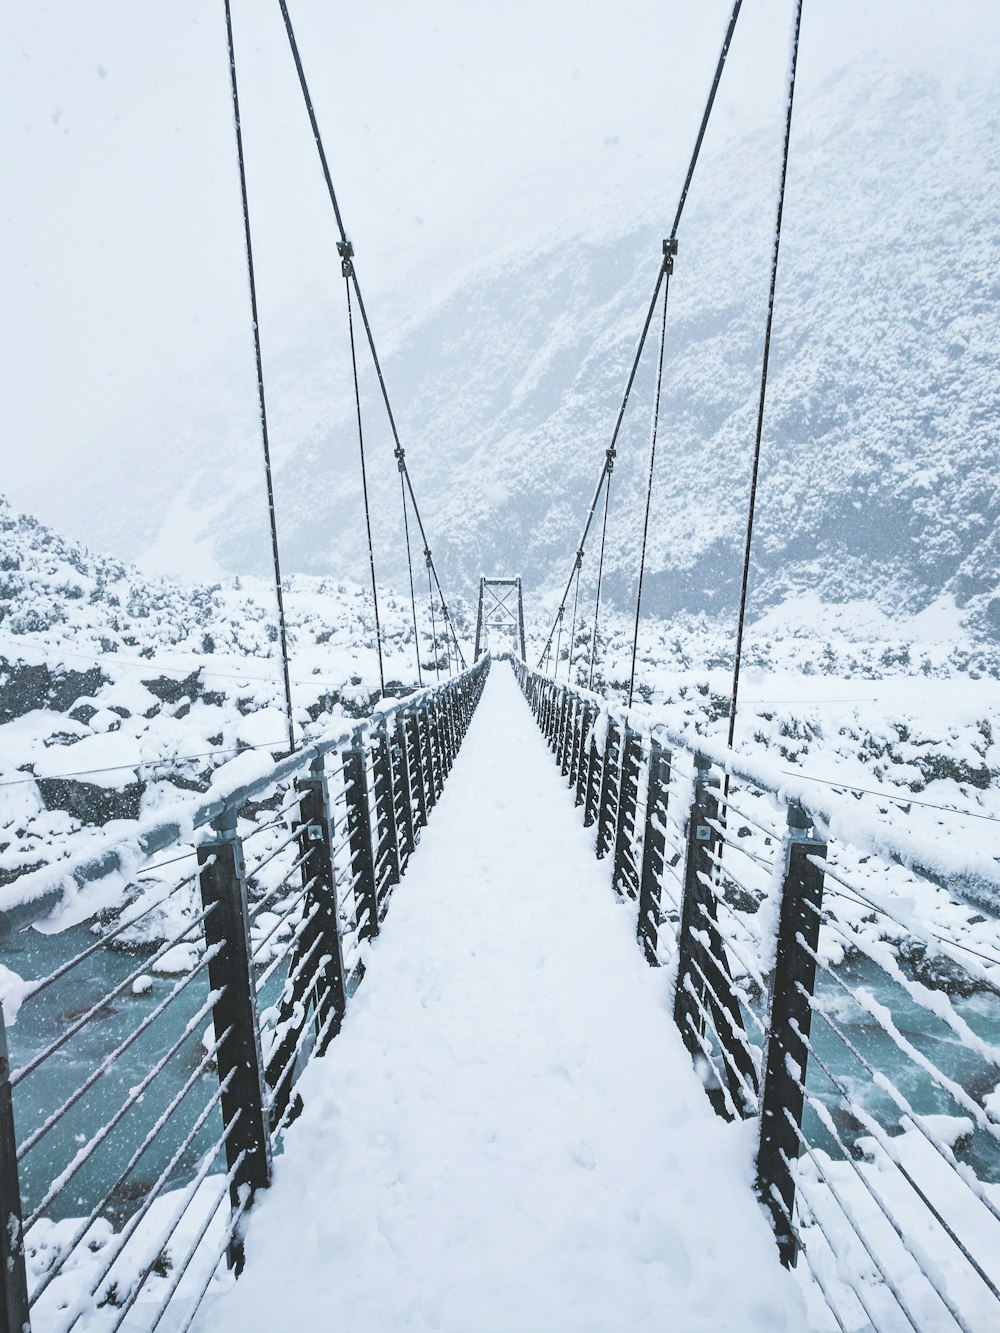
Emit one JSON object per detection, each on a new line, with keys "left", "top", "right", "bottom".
{"left": 35, "top": 777, "right": 145, "bottom": 825}
{"left": 0, "top": 659, "right": 107, "bottom": 723}
{"left": 140, "top": 670, "right": 202, "bottom": 705}
{"left": 899, "top": 938, "right": 993, "bottom": 998}
{"left": 69, "top": 703, "right": 100, "bottom": 725}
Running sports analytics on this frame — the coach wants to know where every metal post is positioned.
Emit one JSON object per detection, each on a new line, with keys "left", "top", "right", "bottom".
{"left": 394, "top": 711, "right": 416, "bottom": 861}
{"left": 442, "top": 689, "right": 458, "bottom": 771}
{"left": 405, "top": 706, "right": 428, "bottom": 831}
{"left": 544, "top": 682, "right": 560, "bottom": 746}
{"left": 342, "top": 730, "right": 379, "bottom": 940}
{"left": 757, "top": 802, "right": 828, "bottom": 1267}
{"left": 451, "top": 688, "right": 461, "bottom": 758}
{"left": 0, "top": 1009, "right": 30, "bottom": 1333}
{"left": 672, "top": 755, "right": 759, "bottom": 1120}
{"left": 474, "top": 576, "right": 485, "bottom": 661}
{"left": 371, "top": 719, "right": 401, "bottom": 910}
{"left": 583, "top": 714, "right": 603, "bottom": 829}
{"left": 575, "top": 703, "right": 596, "bottom": 809}
{"left": 265, "top": 760, "right": 348, "bottom": 1127}
{"left": 561, "top": 694, "right": 578, "bottom": 779}
{"left": 516, "top": 575, "right": 527, "bottom": 659}
{"left": 556, "top": 689, "right": 572, "bottom": 771}
{"left": 527, "top": 672, "right": 539, "bottom": 718}
{"left": 438, "top": 694, "right": 451, "bottom": 793}
{"left": 440, "top": 691, "right": 453, "bottom": 776}
{"left": 556, "top": 691, "right": 569, "bottom": 773}
{"left": 637, "top": 739, "right": 671, "bottom": 964}
{"left": 197, "top": 813, "right": 272, "bottom": 1264}
{"left": 428, "top": 696, "right": 444, "bottom": 800}
{"left": 567, "top": 696, "right": 583, "bottom": 788}
{"left": 673, "top": 753, "right": 718, "bottom": 1053}
{"left": 611, "top": 727, "right": 643, "bottom": 899}
{"left": 595, "top": 717, "right": 621, "bottom": 858}
{"left": 423, "top": 699, "right": 439, "bottom": 810}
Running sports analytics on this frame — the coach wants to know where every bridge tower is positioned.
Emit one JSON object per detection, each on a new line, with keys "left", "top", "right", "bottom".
{"left": 474, "top": 576, "right": 527, "bottom": 661}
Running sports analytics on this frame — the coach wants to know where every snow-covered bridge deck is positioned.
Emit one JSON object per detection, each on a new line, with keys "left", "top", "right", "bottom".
{"left": 205, "top": 664, "right": 801, "bottom": 1331}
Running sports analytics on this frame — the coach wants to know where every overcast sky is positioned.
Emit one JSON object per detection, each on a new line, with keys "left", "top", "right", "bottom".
{"left": 2, "top": 0, "right": 995, "bottom": 516}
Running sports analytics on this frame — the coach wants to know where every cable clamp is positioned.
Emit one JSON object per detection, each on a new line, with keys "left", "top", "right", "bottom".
{"left": 395, "top": 446, "right": 406, "bottom": 473}
{"left": 576, "top": 548, "right": 585, "bottom": 564}
{"left": 662, "top": 237, "right": 678, "bottom": 275}
{"left": 605, "top": 448, "right": 615, "bottom": 473}
{"left": 424, "top": 548, "right": 433, "bottom": 566}
{"left": 337, "top": 239, "right": 355, "bottom": 278}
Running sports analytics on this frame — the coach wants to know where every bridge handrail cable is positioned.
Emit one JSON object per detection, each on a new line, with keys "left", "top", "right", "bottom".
{"left": 0, "top": 660, "right": 487, "bottom": 940}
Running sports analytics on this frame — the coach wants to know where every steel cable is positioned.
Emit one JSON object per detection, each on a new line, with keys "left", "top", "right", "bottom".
{"left": 727, "top": 0, "right": 803, "bottom": 753}
{"left": 587, "top": 462, "right": 614, "bottom": 689}
{"left": 628, "top": 276, "right": 670, "bottom": 706}
{"left": 275, "top": 0, "right": 466, "bottom": 670}
{"left": 223, "top": 0, "right": 295, "bottom": 753}
{"left": 538, "top": 0, "right": 746, "bottom": 669}
{"left": 400, "top": 470, "right": 423, "bottom": 686}
{"left": 344, "top": 271, "right": 387, "bottom": 693}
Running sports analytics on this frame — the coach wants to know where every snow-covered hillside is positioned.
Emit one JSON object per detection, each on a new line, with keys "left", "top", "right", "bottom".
{"left": 15, "top": 57, "right": 999, "bottom": 643}
{"left": 0, "top": 496, "right": 468, "bottom": 891}
{"left": 4, "top": 490, "right": 996, "bottom": 922}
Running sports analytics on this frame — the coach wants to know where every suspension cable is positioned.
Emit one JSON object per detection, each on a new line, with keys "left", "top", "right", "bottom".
{"left": 342, "top": 262, "right": 386, "bottom": 694}
{"left": 536, "top": 268, "right": 666, "bottom": 669}
{"left": 275, "top": 0, "right": 466, "bottom": 670}
{"left": 566, "top": 558, "right": 582, "bottom": 684}
{"left": 627, "top": 273, "right": 670, "bottom": 706}
{"left": 668, "top": 0, "right": 744, "bottom": 241}
{"left": 727, "top": 0, "right": 803, "bottom": 752}
{"left": 223, "top": 0, "right": 296, "bottom": 753}
{"left": 587, "top": 457, "right": 614, "bottom": 689}
{"left": 426, "top": 554, "right": 440, "bottom": 681}
{"left": 399, "top": 465, "right": 422, "bottom": 686}
{"left": 537, "top": 0, "right": 745, "bottom": 672}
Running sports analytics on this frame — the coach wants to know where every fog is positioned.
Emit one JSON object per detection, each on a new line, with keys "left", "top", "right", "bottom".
{"left": 2, "top": 0, "right": 995, "bottom": 545}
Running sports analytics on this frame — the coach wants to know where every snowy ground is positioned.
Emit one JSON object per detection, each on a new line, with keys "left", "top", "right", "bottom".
{"left": 199, "top": 663, "right": 804, "bottom": 1332}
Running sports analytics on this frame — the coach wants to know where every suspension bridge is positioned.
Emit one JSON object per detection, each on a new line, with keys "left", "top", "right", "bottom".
{"left": 2, "top": 1, "right": 998, "bottom": 1331}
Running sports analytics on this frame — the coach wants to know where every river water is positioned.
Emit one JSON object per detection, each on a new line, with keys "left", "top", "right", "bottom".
{"left": 4, "top": 921, "right": 291, "bottom": 1228}
{"left": 4, "top": 911, "right": 999, "bottom": 1232}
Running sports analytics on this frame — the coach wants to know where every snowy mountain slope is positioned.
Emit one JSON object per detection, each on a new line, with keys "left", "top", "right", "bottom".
{"left": 0, "top": 496, "right": 468, "bottom": 891}
{"left": 16, "top": 58, "right": 1000, "bottom": 638}
{"left": 1, "top": 491, "right": 997, "bottom": 956}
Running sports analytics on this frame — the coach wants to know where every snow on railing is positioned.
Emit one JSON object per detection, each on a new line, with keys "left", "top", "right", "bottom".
{"left": 0, "top": 656, "right": 490, "bottom": 1332}
{"left": 511, "top": 656, "right": 1000, "bottom": 1333}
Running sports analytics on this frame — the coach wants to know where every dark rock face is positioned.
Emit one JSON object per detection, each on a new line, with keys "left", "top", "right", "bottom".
{"left": 0, "top": 862, "right": 44, "bottom": 888}
{"left": 0, "top": 659, "right": 107, "bottom": 723}
{"left": 35, "top": 777, "right": 146, "bottom": 825}
{"left": 140, "top": 671, "right": 203, "bottom": 705}
{"left": 899, "top": 938, "right": 999, "bottom": 998}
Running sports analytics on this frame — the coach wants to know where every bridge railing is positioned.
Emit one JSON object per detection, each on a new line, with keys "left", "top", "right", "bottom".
{"left": 0, "top": 654, "right": 489, "bottom": 1332}
{"left": 512, "top": 656, "right": 1000, "bottom": 1332}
